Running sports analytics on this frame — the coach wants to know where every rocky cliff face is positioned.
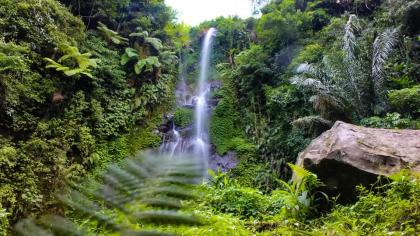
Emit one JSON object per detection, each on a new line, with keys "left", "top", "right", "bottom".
{"left": 297, "top": 121, "right": 420, "bottom": 202}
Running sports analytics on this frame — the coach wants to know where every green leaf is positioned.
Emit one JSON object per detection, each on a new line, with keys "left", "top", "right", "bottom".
{"left": 134, "top": 60, "right": 147, "bottom": 74}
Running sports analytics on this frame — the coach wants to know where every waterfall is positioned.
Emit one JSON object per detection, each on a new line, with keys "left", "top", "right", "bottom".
{"left": 159, "top": 28, "right": 217, "bottom": 165}
{"left": 193, "top": 27, "right": 217, "bottom": 162}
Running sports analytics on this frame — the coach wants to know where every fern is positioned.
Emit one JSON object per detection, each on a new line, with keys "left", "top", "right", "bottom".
{"left": 272, "top": 164, "right": 324, "bottom": 219}
{"left": 121, "top": 48, "right": 161, "bottom": 74}
{"left": 134, "top": 57, "right": 161, "bottom": 74}
{"left": 130, "top": 28, "right": 163, "bottom": 51}
{"left": 97, "top": 22, "right": 128, "bottom": 45}
{"left": 121, "top": 47, "right": 139, "bottom": 65}
{"left": 145, "top": 37, "right": 164, "bottom": 52}
{"left": 159, "top": 51, "right": 178, "bottom": 66}
{"left": 44, "top": 45, "right": 99, "bottom": 78}
{"left": 15, "top": 153, "right": 205, "bottom": 235}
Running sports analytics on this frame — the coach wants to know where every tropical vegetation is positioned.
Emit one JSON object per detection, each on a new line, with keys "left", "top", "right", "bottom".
{"left": 0, "top": 0, "right": 419, "bottom": 235}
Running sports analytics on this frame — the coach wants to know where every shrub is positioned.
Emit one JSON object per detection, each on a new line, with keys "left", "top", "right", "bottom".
{"left": 388, "top": 85, "right": 420, "bottom": 116}
{"left": 0, "top": 205, "right": 8, "bottom": 236}
{"left": 173, "top": 107, "right": 193, "bottom": 127}
{"left": 294, "top": 43, "right": 323, "bottom": 64}
{"left": 361, "top": 112, "right": 419, "bottom": 129}
{"left": 310, "top": 172, "right": 420, "bottom": 235}
{"left": 209, "top": 186, "right": 268, "bottom": 219}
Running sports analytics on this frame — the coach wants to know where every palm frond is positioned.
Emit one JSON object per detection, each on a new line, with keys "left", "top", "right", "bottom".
{"left": 292, "top": 115, "right": 333, "bottom": 137}
{"left": 372, "top": 28, "right": 399, "bottom": 97}
{"left": 343, "top": 14, "right": 359, "bottom": 62}
{"left": 15, "top": 153, "right": 206, "bottom": 235}
{"left": 296, "top": 63, "right": 316, "bottom": 74}
{"left": 310, "top": 95, "right": 345, "bottom": 119}
{"left": 292, "top": 116, "right": 332, "bottom": 129}
{"left": 290, "top": 75, "right": 326, "bottom": 92}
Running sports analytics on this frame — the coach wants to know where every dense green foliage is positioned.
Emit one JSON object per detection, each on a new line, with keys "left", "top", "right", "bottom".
{"left": 173, "top": 107, "right": 193, "bottom": 127}
{"left": 202, "top": 0, "right": 420, "bottom": 184}
{"left": 308, "top": 172, "right": 420, "bottom": 235}
{"left": 1, "top": 0, "right": 420, "bottom": 235}
{"left": 0, "top": 0, "right": 186, "bottom": 230}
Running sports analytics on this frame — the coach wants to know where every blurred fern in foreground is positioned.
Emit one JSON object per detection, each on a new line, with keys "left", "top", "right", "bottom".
{"left": 15, "top": 153, "right": 206, "bottom": 235}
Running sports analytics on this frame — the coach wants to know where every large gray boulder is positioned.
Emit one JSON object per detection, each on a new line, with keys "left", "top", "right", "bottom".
{"left": 297, "top": 121, "right": 420, "bottom": 202}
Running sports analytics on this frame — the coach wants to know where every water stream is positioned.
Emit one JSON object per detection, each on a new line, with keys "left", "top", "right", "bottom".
{"left": 160, "top": 28, "right": 216, "bottom": 161}
{"left": 158, "top": 28, "right": 238, "bottom": 172}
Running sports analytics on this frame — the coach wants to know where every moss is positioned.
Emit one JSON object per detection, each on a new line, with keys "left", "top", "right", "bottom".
{"left": 209, "top": 93, "right": 238, "bottom": 151}
{"left": 209, "top": 98, "right": 256, "bottom": 158}
{"left": 128, "top": 126, "right": 161, "bottom": 154}
{"left": 127, "top": 106, "right": 168, "bottom": 154}
{"left": 229, "top": 161, "right": 268, "bottom": 188}
{"left": 173, "top": 107, "right": 194, "bottom": 127}
{"left": 227, "top": 137, "right": 256, "bottom": 159}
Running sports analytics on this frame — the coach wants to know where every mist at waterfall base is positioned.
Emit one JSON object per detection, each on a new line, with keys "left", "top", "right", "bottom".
{"left": 159, "top": 28, "right": 237, "bottom": 173}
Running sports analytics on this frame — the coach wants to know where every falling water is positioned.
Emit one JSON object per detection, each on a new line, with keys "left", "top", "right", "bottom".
{"left": 193, "top": 28, "right": 217, "bottom": 161}
{"left": 169, "top": 126, "right": 180, "bottom": 157}
{"left": 159, "top": 28, "right": 216, "bottom": 166}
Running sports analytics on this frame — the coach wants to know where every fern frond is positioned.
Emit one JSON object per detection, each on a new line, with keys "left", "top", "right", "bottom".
{"left": 15, "top": 154, "right": 205, "bottom": 235}
{"left": 145, "top": 37, "right": 163, "bottom": 51}
{"left": 15, "top": 219, "right": 52, "bottom": 236}
{"left": 288, "top": 163, "right": 314, "bottom": 182}
{"left": 159, "top": 51, "right": 178, "bottom": 65}
{"left": 134, "top": 211, "right": 203, "bottom": 225}
{"left": 38, "top": 215, "right": 84, "bottom": 236}
{"left": 134, "top": 56, "right": 161, "bottom": 74}
{"left": 97, "top": 22, "right": 128, "bottom": 45}
{"left": 129, "top": 29, "right": 149, "bottom": 38}
{"left": 44, "top": 45, "right": 98, "bottom": 78}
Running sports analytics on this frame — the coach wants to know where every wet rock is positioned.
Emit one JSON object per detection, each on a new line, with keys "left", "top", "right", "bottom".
{"left": 207, "top": 98, "right": 219, "bottom": 107}
{"left": 159, "top": 113, "right": 174, "bottom": 133}
{"left": 209, "top": 80, "right": 222, "bottom": 90}
{"left": 297, "top": 121, "right": 420, "bottom": 202}
{"left": 178, "top": 125, "right": 194, "bottom": 138}
{"left": 182, "top": 104, "right": 194, "bottom": 109}
{"left": 209, "top": 151, "right": 239, "bottom": 172}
